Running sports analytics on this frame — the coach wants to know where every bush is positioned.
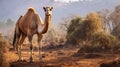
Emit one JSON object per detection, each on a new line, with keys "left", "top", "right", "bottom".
{"left": 66, "top": 17, "right": 83, "bottom": 44}
{"left": 67, "top": 12, "right": 104, "bottom": 44}
{"left": 75, "top": 32, "right": 116, "bottom": 54}
{"left": 66, "top": 12, "right": 117, "bottom": 49}
{"left": 79, "top": 12, "right": 103, "bottom": 40}
{"left": 86, "top": 12, "right": 103, "bottom": 32}
{"left": 91, "top": 31, "right": 116, "bottom": 49}
{"left": 0, "top": 33, "right": 9, "bottom": 67}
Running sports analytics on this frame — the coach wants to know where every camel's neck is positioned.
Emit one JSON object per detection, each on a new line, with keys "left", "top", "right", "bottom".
{"left": 42, "top": 15, "right": 52, "bottom": 34}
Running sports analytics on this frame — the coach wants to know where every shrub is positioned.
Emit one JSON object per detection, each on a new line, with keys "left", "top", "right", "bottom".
{"left": 86, "top": 12, "right": 103, "bottom": 32}
{"left": 66, "top": 17, "right": 83, "bottom": 44}
{"left": 79, "top": 12, "right": 103, "bottom": 40}
{"left": 0, "top": 33, "right": 9, "bottom": 67}
{"left": 66, "top": 12, "right": 117, "bottom": 49}
{"left": 91, "top": 31, "right": 116, "bottom": 49}
{"left": 67, "top": 12, "right": 104, "bottom": 44}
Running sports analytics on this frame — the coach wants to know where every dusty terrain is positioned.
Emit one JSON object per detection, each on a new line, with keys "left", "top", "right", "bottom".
{"left": 8, "top": 44, "right": 120, "bottom": 67}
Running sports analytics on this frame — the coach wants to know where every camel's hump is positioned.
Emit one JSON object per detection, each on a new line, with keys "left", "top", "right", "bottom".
{"left": 28, "top": 7, "right": 36, "bottom": 13}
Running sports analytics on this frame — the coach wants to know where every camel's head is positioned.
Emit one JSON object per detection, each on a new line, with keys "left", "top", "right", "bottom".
{"left": 43, "top": 6, "right": 53, "bottom": 16}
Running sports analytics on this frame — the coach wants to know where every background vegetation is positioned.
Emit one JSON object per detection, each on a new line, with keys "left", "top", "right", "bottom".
{"left": 65, "top": 12, "right": 117, "bottom": 50}
{"left": 0, "top": 33, "right": 9, "bottom": 67}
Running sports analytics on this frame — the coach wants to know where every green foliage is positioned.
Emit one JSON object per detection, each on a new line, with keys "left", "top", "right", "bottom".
{"left": 67, "top": 17, "right": 82, "bottom": 34}
{"left": 66, "top": 17, "right": 83, "bottom": 44}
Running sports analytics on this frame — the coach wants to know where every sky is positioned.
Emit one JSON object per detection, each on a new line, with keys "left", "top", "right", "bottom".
{"left": 0, "top": 0, "right": 120, "bottom": 24}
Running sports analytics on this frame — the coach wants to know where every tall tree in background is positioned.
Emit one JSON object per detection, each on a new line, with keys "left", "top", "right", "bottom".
{"left": 0, "top": 19, "right": 15, "bottom": 36}
{"left": 97, "top": 9, "right": 113, "bottom": 32}
{"left": 110, "top": 5, "right": 120, "bottom": 28}
{"left": 109, "top": 5, "right": 120, "bottom": 38}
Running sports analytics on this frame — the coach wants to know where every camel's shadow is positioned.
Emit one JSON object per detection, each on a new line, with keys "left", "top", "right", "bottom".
{"left": 10, "top": 61, "right": 61, "bottom": 67}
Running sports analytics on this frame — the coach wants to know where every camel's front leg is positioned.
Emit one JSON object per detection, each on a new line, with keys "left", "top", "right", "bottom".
{"left": 17, "top": 45, "right": 22, "bottom": 61}
{"left": 28, "top": 36, "right": 33, "bottom": 62}
{"left": 38, "top": 35, "right": 44, "bottom": 62}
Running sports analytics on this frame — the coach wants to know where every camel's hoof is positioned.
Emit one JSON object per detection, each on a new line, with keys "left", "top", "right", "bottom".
{"left": 29, "top": 57, "right": 34, "bottom": 63}
{"left": 29, "top": 60, "right": 34, "bottom": 63}
{"left": 16, "top": 60, "right": 25, "bottom": 62}
{"left": 17, "top": 60, "right": 21, "bottom": 62}
{"left": 22, "top": 60, "right": 27, "bottom": 62}
{"left": 39, "top": 59, "right": 45, "bottom": 63}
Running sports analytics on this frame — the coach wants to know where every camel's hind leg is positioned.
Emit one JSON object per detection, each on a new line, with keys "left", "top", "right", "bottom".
{"left": 38, "top": 34, "right": 44, "bottom": 62}
{"left": 17, "top": 34, "right": 26, "bottom": 61}
{"left": 14, "top": 35, "right": 20, "bottom": 51}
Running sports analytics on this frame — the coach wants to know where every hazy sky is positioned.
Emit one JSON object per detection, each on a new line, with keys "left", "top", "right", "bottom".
{"left": 0, "top": 0, "right": 120, "bottom": 24}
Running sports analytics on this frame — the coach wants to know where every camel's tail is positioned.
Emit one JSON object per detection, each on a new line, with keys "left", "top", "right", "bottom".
{"left": 13, "top": 30, "right": 16, "bottom": 49}
{"left": 13, "top": 16, "right": 22, "bottom": 50}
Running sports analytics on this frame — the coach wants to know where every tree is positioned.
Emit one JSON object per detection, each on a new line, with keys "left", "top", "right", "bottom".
{"left": 6, "top": 19, "right": 15, "bottom": 26}
{"left": 97, "top": 9, "right": 113, "bottom": 32}
{"left": 109, "top": 5, "right": 120, "bottom": 38}
{"left": 110, "top": 5, "right": 120, "bottom": 28}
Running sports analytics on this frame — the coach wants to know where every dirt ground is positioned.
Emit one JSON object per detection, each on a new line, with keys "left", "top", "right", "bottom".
{"left": 8, "top": 44, "right": 120, "bottom": 67}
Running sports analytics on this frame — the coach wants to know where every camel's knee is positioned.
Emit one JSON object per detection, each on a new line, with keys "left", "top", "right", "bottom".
{"left": 18, "top": 45, "right": 22, "bottom": 51}
{"left": 39, "top": 45, "right": 42, "bottom": 50}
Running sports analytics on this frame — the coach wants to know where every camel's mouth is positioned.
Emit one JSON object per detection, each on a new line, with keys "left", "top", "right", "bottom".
{"left": 46, "top": 14, "right": 51, "bottom": 16}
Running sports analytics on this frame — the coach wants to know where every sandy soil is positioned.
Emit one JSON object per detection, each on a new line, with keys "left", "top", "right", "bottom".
{"left": 8, "top": 44, "right": 120, "bottom": 67}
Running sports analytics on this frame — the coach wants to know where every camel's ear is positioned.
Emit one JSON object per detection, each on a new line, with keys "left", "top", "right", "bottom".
{"left": 50, "top": 7, "right": 53, "bottom": 10}
{"left": 43, "top": 7, "right": 46, "bottom": 11}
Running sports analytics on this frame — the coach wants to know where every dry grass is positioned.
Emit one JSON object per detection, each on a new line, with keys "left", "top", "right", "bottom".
{"left": 0, "top": 33, "right": 9, "bottom": 67}
{"left": 91, "top": 31, "right": 116, "bottom": 49}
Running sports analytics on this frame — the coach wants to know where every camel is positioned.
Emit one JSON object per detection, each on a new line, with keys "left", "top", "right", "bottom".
{"left": 13, "top": 6, "right": 53, "bottom": 62}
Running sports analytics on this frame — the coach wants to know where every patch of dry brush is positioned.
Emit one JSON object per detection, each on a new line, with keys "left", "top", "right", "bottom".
{"left": 0, "top": 33, "right": 9, "bottom": 67}
{"left": 67, "top": 12, "right": 117, "bottom": 52}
